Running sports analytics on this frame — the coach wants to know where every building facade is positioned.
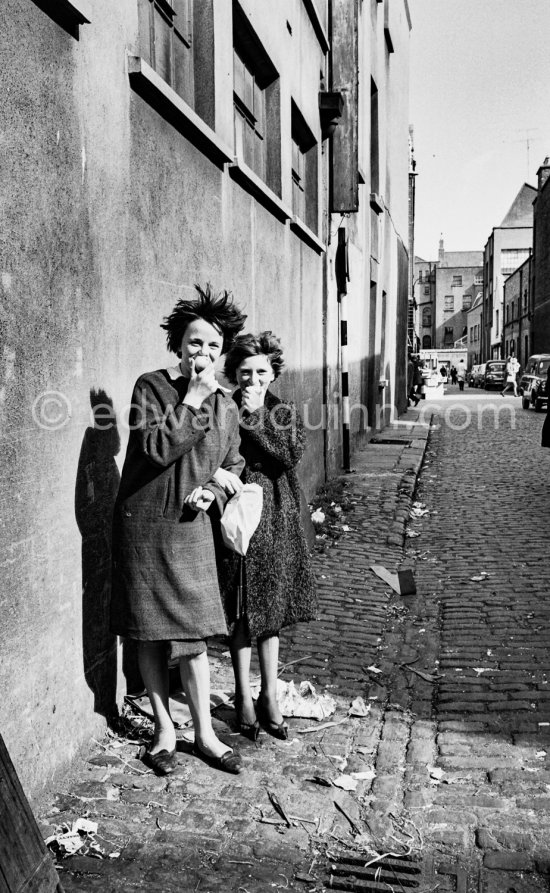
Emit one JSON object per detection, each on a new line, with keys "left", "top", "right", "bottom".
{"left": 0, "top": 0, "right": 411, "bottom": 793}
{"left": 502, "top": 255, "right": 532, "bottom": 364}
{"left": 531, "top": 158, "right": 550, "bottom": 354}
{"left": 467, "top": 292, "right": 483, "bottom": 368}
{"left": 413, "top": 256, "right": 435, "bottom": 351}
{"left": 482, "top": 184, "right": 535, "bottom": 360}
{"left": 434, "top": 242, "right": 482, "bottom": 351}
{"left": 414, "top": 244, "right": 482, "bottom": 355}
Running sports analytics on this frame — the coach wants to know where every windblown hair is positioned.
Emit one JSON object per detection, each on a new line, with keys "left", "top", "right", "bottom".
{"left": 224, "top": 331, "right": 285, "bottom": 384}
{"left": 161, "top": 284, "right": 247, "bottom": 355}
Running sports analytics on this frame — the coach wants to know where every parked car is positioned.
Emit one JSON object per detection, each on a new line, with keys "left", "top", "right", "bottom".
{"left": 472, "top": 363, "right": 486, "bottom": 388}
{"left": 484, "top": 360, "right": 506, "bottom": 390}
{"left": 520, "top": 354, "right": 550, "bottom": 411}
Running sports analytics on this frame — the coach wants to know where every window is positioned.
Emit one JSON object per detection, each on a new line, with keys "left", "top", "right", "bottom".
{"left": 452, "top": 275, "right": 462, "bottom": 287}
{"left": 424, "top": 286, "right": 430, "bottom": 295}
{"left": 523, "top": 288, "right": 528, "bottom": 312}
{"left": 234, "top": 48, "right": 266, "bottom": 179}
{"left": 501, "top": 248, "right": 529, "bottom": 276}
{"left": 444, "top": 326, "right": 454, "bottom": 346}
{"left": 496, "top": 308, "right": 499, "bottom": 335}
{"left": 506, "top": 305, "right": 509, "bottom": 323}
{"left": 462, "top": 294, "right": 472, "bottom": 310}
{"left": 422, "top": 306, "right": 432, "bottom": 327}
{"left": 233, "top": 3, "right": 280, "bottom": 193}
{"left": 370, "top": 78, "right": 379, "bottom": 196}
{"left": 444, "top": 295, "right": 454, "bottom": 312}
{"left": 474, "top": 273, "right": 483, "bottom": 285}
{"left": 418, "top": 271, "right": 423, "bottom": 283}
{"left": 511, "top": 300, "right": 515, "bottom": 321}
{"left": 422, "top": 335, "right": 432, "bottom": 350}
{"left": 470, "top": 326, "right": 474, "bottom": 341}
{"left": 138, "top": 0, "right": 194, "bottom": 107}
{"left": 291, "top": 102, "right": 318, "bottom": 233}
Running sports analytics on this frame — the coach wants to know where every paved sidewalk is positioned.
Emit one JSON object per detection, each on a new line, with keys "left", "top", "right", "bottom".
{"left": 35, "top": 399, "right": 550, "bottom": 892}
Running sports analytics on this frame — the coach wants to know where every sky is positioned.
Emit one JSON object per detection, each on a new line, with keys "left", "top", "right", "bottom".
{"left": 409, "top": 0, "right": 550, "bottom": 260}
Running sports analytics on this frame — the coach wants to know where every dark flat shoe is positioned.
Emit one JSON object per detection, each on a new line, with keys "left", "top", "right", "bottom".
{"left": 142, "top": 748, "right": 177, "bottom": 776}
{"left": 192, "top": 743, "right": 243, "bottom": 774}
{"left": 255, "top": 697, "right": 289, "bottom": 740}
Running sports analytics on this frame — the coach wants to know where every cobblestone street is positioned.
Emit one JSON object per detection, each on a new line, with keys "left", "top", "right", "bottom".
{"left": 36, "top": 389, "right": 550, "bottom": 893}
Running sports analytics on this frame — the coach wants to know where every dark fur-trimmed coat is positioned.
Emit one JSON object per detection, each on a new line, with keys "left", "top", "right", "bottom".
{"left": 217, "top": 390, "right": 317, "bottom": 638}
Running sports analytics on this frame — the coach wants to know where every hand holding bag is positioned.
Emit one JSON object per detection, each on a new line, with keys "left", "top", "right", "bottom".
{"left": 220, "top": 483, "right": 263, "bottom": 556}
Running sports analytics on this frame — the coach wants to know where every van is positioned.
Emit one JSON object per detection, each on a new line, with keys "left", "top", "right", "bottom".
{"left": 520, "top": 354, "right": 550, "bottom": 411}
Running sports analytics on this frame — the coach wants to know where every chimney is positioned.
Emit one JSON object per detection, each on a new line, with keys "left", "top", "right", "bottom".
{"left": 538, "top": 157, "right": 550, "bottom": 192}
{"left": 438, "top": 235, "right": 445, "bottom": 265}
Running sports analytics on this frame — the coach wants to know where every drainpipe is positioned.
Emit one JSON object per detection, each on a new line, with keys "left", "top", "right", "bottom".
{"left": 336, "top": 227, "right": 351, "bottom": 472}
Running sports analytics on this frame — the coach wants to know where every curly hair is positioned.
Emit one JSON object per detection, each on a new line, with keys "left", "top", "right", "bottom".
{"left": 160, "top": 284, "right": 247, "bottom": 355}
{"left": 224, "top": 331, "right": 285, "bottom": 384}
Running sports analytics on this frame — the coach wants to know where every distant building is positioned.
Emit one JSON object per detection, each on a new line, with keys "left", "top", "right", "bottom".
{"left": 414, "top": 242, "right": 482, "bottom": 355}
{"left": 466, "top": 291, "right": 483, "bottom": 369}
{"left": 434, "top": 240, "right": 483, "bottom": 351}
{"left": 531, "top": 158, "right": 550, "bottom": 353}
{"left": 482, "top": 184, "right": 536, "bottom": 360}
{"left": 413, "top": 256, "right": 435, "bottom": 350}
{"left": 502, "top": 254, "right": 532, "bottom": 365}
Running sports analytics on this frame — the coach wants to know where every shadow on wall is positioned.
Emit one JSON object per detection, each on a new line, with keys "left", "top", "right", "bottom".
{"left": 75, "top": 389, "right": 121, "bottom": 720}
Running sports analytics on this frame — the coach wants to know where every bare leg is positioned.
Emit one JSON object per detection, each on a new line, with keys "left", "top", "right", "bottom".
{"left": 179, "top": 651, "right": 231, "bottom": 758}
{"left": 257, "top": 634, "right": 284, "bottom": 725}
{"left": 138, "top": 641, "right": 175, "bottom": 754}
{"left": 229, "top": 621, "right": 255, "bottom": 725}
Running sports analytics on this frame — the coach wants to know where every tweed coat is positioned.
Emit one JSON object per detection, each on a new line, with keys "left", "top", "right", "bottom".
{"left": 218, "top": 390, "right": 317, "bottom": 638}
{"left": 110, "top": 368, "right": 244, "bottom": 641}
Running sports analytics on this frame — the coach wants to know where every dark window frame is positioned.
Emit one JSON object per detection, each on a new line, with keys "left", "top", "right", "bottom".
{"left": 291, "top": 101, "right": 318, "bottom": 234}
{"left": 138, "top": 0, "right": 195, "bottom": 108}
{"left": 232, "top": 1, "right": 281, "bottom": 196}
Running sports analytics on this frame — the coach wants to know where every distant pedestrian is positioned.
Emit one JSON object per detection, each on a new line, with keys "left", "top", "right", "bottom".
{"left": 450, "top": 366, "right": 457, "bottom": 385}
{"left": 408, "top": 356, "right": 422, "bottom": 406}
{"left": 501, "top": 355, "right": 520, "bottom": 397}
{"left": 456, "top": 360, "right": 467, "bottom": 392}
{"left": 440, "top": 365, "right": 447, "bottom": 380}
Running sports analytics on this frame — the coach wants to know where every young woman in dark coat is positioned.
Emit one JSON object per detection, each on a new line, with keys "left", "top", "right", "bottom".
{"left": 111, "top": 286, "right": 247, "bottom": 774}
{"left": 220, "top": 332, "right": 317, "bottom": 740}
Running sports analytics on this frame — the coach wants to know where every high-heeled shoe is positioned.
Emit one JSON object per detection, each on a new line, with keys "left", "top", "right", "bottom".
{"left": 255, "top": 695, "right": 288, "bottom": 740}
{"left": 234, "top": 701, "right": 260, "bottom": 741}
{"left": 237, "top": 715, "right": 260, "bottom": 741}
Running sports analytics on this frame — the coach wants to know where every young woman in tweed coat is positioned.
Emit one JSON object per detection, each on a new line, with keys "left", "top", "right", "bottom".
{"left": 111, "top": 286, "right": 247, "bottom": 774}
{"left": 220, "top": 332, "right": 317, "bottom": 739}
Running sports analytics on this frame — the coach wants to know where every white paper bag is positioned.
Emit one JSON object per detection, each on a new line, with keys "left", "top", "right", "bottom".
{"left": 220, "top": 483, "right": 263, "bottom": 556}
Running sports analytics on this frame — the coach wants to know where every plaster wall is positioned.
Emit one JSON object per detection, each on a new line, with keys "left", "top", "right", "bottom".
{"left": 0, "top": 0, "right": 328, "bottom": 793}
